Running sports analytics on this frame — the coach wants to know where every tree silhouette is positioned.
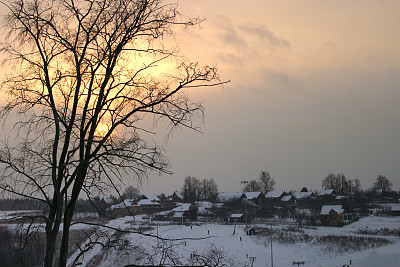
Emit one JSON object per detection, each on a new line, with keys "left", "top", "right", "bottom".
{"left": 0, "top": 1, "right": 224, "bottom": 266}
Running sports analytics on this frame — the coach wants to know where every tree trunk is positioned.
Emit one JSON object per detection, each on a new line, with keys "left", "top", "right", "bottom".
{"left": 44, "top": 196, "right": 63, "bottom": 267}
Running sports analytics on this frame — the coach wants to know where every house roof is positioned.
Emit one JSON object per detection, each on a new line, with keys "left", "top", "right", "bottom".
{"left": 281, "top": 195, "right": 294, "bottom": 202}
{"left": 173, "top": 191, "right": 183, "bottom": 200}
{"left": 141, "top": 194, "right": 160, "bottom": 202}
{"left": 195, "top": 201, "right": 213, "bottom": 208}
{"left": 293, "top": 191, "right": 314, "bottom": 199}
{"left": 197, "top": 207, "right": 214, "bottom": 215}
{"left": 320, "top": 205, "right": 344, "bottom": 215}
{"left": 317, "top": 189, "right": 335, "bottom": 196}
{"left": 229, "top": 213, "right": 244, "bottom": 218}
{"left": 110, "top": 199, "right": 136, "bottom": 210}
{"left": 391, "top": 204, "right": 400, "bottom": 212}
{"left": 244, "top": 192, "right": 263, "bottom": 199}
{"left": 265, "top": 190, "right": 286, "bottom": 199}
{"left": 137, "top": 199, "right": 160, "bottom": 206}
{"left": 217, "top": 192, "right": 245, "bottom": 202}
{"left": 172, "top": 203, "right": 192, "bottom": 212}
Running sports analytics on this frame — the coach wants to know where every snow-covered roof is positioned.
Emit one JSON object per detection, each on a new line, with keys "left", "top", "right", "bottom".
{"left": 244, "top": 191, "right": 263, "bottom": 199}
{"left": 265, "top": 190, "right": 286, "bottom": 199}
{"left": 229, "top": 213, "right": 244, "bottom": 218}
{"left": 217, "top": 192, "right": 245, "bottom": 202}
{"left": 320, "top": 205, "right": 344, "bottom": 215}
{"left": 137, "top": 199, "right": 160, "bottom": 206}
{"left": 197, "top": 207, "right": 214, "bottom": 215}
{"left": 318, "top": 189, "right": 335, "bottom": 196}
{"left": 141, "top": 194, "right": 160, "bottom": 202}
{"left": 195, "top": 201, "right": 213, "bottom": 208}
{"left": 281, "top": 195, "right": 294, "bottom": 202}
{"left": 293, "top": 191, "right": 314, "bottom": 199}
{"left": 392, "top": 205, "right": 400, "bottom": 212}
{"left": 335, "top": 195, "right": 349, "bottom": 200}
{"left": 172, "top": 203, "right": 192, "bottom": 212}
{"left": 173, "top": 191, "right": 183, "bottom": 199}
{"left": 110, "top": 199, "right": 136, "bottom": 210}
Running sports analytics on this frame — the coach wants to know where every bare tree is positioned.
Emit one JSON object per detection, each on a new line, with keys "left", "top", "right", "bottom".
{"left": 258, "top": 171, "right": 275, "bottom": 194}
{"left": 0, "top": 1, "right": 223, "bottom": 266}
{"left": 123, "top": 185, "right": 140, "bottom": 200}
{"left": 243, "top": 180, "right": 261, "bottom": 192}
{"left": 182, "top": 176, "right": 200, "bottom": 202}
{"left": 322, "top": 173, "right": 351, "bottom": 195}
{"left": 373, "top": 175, "right": 392, "bottom": 192}
{"left": 200, "top": 178, "right": 218, "bottom": 201}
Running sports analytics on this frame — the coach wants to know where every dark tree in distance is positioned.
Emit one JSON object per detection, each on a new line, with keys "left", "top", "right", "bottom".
{"left": 243, "top": 180, "right": 261, "bottom": 192}
{"left": 373, "top": 175, "right": 392, "bottom": 192}
{"left": 200, "top": 178, "right": 218, "bottom": 201}
{"left": 0, "top": 1, "right": 223, "bottom": 266}
{"left": 258, "top": 171, "right": 275, "bottom": 194}
{"left": 123, "top": 185, "right": 140, "bottom": 200}
{"left": 322, "top": 173, "right": 352, "bottom": 195}
{"left": 182, "top": 176, "right": 200, "bottom": 202}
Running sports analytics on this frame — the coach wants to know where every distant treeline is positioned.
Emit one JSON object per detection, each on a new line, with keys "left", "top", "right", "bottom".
{"left": 0, "top": 198, "right": 107, "bottom": 213}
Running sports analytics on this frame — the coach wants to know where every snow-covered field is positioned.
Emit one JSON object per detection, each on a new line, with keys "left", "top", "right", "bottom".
{"left": 68, "top": 215, "right": 400, "bottom": 267}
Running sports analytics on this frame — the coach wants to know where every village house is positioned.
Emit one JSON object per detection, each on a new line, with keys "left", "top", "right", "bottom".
{"left": 244, "top": 191, "right": 265, "bottom": 205}
{"left": 320, "top": 205, "right": 345, "bottom": 226}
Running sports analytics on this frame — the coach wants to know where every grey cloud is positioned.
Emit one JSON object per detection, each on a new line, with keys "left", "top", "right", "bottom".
{"left": 238, "top": 23, "right": 290, "bottom": 48}
{"left": 214, "top": 16, "right": 247, "bottom": 48}
{"left": 213, "top": 17, "right": 289, "bottom": 49}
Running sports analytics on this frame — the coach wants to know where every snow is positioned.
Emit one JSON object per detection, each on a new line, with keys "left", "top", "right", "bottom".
{"left": 141, "top": 194, "right": 160, "bottom": 202}
{"left": 244, "top": 191, "right": 263, "bottom": 200}
{"left": 317, "top": 189, "right": 335, "bottom": 196}
{"left": 64, "top": 215, "right": 400, "bottom": 267}
{"left": 172, "top": 203, "right": 192, "bottom": 212}
{"left": 217, "top": 192, "right": 245, "bottom": 202}
{"left": 137, "top": 199, "right": 160, "bottom": 206}
{"left": 293, "top": 191, "right": 314, "bottom": 199}
{"left": 265, "top": 190, "right": 286, "bottom": 199}
{"left": 110, "top": 199, "right": 136, "bottom": 210}
{"left": 280, "top": 195, "right": 294, "bottom": 202}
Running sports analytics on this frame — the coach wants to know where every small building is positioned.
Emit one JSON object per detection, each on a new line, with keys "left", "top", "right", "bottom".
{"left": 392, "top": 204, "right": 400, "bottom": 216}
{"left": 137, "top": 199, "right": 161, "bottom": 213}
{"left": 280, "top": 195, "right": 296, "bottom": 209}
{"left": 247, "top": 227, "right": 257, "bottom": 236}
{"left": 228, "top": 213, "right": 244, "bottom": 223}
{"left": 320, "top": 205, "right": 345, "bottom": 226}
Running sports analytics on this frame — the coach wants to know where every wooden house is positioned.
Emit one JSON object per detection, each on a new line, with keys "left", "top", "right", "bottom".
{"left": 320, "top": 205, "right": 345, "bottom": 226}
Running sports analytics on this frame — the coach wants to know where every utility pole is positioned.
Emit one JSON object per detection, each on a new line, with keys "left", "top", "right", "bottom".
{"left": 245, "top": 197, "right": 248, "bottom": 228}
{"left": 270, "top": 223, "right": 273, "bottom": 267}
{"left": 241, "top": 180, "right": 249, "bottom": 228}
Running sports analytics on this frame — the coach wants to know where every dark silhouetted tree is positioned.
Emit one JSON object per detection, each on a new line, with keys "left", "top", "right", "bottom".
{"left": 0, "top": 1, "right": 222, "bottom": 266}
{"left": 243, "top": 180, "right": 261, "bottom": 192}
{"left": 258, "top": 171, "right": 275, "bottom": 194}
{"left": 373, "top": 175, "right": 392, "bottom": 192}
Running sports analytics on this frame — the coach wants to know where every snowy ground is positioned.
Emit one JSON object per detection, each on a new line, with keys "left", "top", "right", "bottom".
{"left": 67, "top": 215, "right": 400, "bottom": 267}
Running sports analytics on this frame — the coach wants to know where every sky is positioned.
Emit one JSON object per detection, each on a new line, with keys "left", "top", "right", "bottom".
{"left": 143, "top": 0, "right": 400, "bottom": 194}
{"left": 1, "top": 1, "right": 399, "bottom": 194}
